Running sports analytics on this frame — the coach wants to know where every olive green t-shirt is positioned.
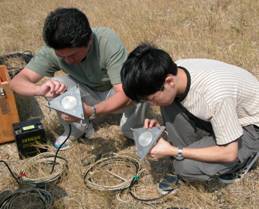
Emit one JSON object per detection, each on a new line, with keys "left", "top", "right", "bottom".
{"left": 26, "top": 27, "right": 128, "bottom": 91}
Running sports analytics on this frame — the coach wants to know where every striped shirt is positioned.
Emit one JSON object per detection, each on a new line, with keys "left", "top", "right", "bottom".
{"left": 175, "top": 58, "right": 259, "bottom": 145}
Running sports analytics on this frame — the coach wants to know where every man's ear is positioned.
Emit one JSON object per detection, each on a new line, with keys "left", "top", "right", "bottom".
{"left": 164, "top": 74, "right": 176, "bottom": 87}
{"left": 86, "top": 34, "right": 93, "bottom": 49}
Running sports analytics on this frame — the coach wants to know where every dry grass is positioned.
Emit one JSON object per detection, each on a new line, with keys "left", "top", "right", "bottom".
{"left": 0, "top": 0, "right": 259, "bottom": 209}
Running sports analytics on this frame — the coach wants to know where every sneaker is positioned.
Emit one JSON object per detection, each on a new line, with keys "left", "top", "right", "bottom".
{"left": 218, "top": 172, "right": 241, "bottom": 184}
{"left": 218, "top": 152, "right": 259, "bottom": 184}
{"left": 53, "top": 122, "right": 89, "bottom": 150}
{"left": 77, "top": 122, "right": 95, "bottom": 144}
{"left": 157, "top": 174, "right": 179, "bottom": 195}
{"left": 83, "top": 122, "right": 95, "bottom": 139}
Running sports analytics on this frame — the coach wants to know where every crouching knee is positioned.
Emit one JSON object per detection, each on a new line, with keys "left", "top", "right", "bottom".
{"left": 173, "top": 159, "right": 211, "bottom": 182}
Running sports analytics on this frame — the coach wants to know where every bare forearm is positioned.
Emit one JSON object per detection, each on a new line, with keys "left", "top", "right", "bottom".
{"left": 83, "top": 91, "right": 131, "bottom": 117}
{"left": 10, "top": 68, "right": 43, "bottom": 96}
{"left": 97, "top": 92, "right": 130, "bottom": 113}
{"left": 181, "top": 144, "right": 238, "bottom": 163}
{"left": 151, "top": 138, "right": 238, "bottom": 163}
{"left": 10, "top": 76, "right": 41, "bottom": 96}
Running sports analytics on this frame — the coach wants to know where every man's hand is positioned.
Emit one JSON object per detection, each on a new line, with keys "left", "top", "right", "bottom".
{"left": 144, "top": 118, "right": 160, "bottom": 128}
{"left": 38, "top": 80, "right": 67, "bottom": 98}
{"left": 83, "top": 103, "right": 93, "bottom": 118}
{"left": 60, "top": 112, "right": 81, "bottom": 122}
{"left": 149, "top": 138, "right": 176, "bottom": 160}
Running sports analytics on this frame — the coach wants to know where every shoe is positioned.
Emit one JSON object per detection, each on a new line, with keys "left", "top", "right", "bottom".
{"left": 218, "top": 172, "right": 241, "bottom": 184}
{"left": 77, "top": 122, "right": 95, "bottom": 144}
{"left": 53, "top": 122, "right": 89, "bottom": 150}
{"left": 157, "top": 174, "right": 179, "bottom": 195}
{"left": 218, "top": 152, "right": 259, "bottom": 184}
{"left": 83, "top": 122, "right": 95, "bottom": 138}
{"left": 54, "top": 135, "right": 76, "bottom": 150}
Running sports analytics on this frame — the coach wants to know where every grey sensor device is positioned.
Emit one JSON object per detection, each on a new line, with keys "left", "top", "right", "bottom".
{"left": 132, "top": 126, "right": 166, "bottom": 160}
{"left": 47, "top": 85, "right": 85, "bottom": 120}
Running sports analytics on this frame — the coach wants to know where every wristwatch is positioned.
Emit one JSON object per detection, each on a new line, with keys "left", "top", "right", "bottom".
{"left": 175, "top": 147, "right": 184, "bottom": 161}
{"left": 89, "top": 105, "right": 96, "bottom": 120}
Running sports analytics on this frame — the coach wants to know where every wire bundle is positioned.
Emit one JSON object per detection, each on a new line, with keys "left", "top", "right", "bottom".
{"left": 0, "top": 188, "right": 53, "bottom": 209}
{"left": 84, "top": 154, "right": 170, "bottom": 203}
{"left": 15, "top": 152, "right": 68, "bottom": 187}
{"left": 84, "top": 154, "right": 141, "bottom": 191}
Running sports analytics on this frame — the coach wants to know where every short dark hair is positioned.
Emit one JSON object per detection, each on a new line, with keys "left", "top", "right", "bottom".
{"left": 121, "top": 43, "right": 178, "bottom": 102}
{"left": 43, "top": 8, "right": 92, "bottom": 49}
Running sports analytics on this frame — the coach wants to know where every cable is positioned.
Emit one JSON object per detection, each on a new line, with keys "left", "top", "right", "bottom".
{"left": 0, "top": 136, "right": 69, "bottom": 186}
{"left": 0, "top": 188, "right": 53, "bottom": 209}
{"left": 16, "top": 123, "right": 71, "bottom": 185}
{"left": 84, "top": 154, "right": 141, "bottom": 191}
{"left": 50, "top": 124, "right": 71, "bottom": 174}
{"left": 0, "top": 159, "right": 54, "bottom": 207}
{"left": 84, "top": 153, "right": 173, "bottom": 203}
{"left": 17, "top": 152, "right": 68, "bottom": 186}
{"left": 128, "top": 171, "right": 173, "bottom": 203}
{"left": 0, "top": 161, "right": 20, "bottom": 184}
{"left": 115, "top": 170, "right": 175, "bottom": 204}
{"left": 1, "top": 109, "right": 70, "bottom": 186}
{"left": 129, "top": 181, "right": 172, "bottom": 203}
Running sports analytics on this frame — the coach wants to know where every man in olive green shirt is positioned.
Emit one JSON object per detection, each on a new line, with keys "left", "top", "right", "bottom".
{"left": 10, "top": 7, "right": 147, "bottom": 149}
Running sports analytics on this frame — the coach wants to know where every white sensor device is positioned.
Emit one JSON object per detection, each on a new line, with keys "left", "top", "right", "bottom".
{"left": 47, "top": 85, "right": 85, "bottom": 120}
{"left": 132, "top": 126, "right": 166, "bottom": 160}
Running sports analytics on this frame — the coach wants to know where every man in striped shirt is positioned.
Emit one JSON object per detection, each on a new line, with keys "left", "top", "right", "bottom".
{"left": 121, "top": 43, "right": 259, "bottom": 189}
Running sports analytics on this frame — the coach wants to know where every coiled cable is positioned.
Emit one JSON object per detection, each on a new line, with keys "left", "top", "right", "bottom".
{"left": 84, "top": 153, "right": 141, "bottom": 191}
{"left": 15, "top": 125, "right": 71, "bottom": 186}
{"left": 0, "top": 188, "right": 53, "bottom": 209}
{"left": 0, "top": 125, "right": 70, "bottom": 187}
